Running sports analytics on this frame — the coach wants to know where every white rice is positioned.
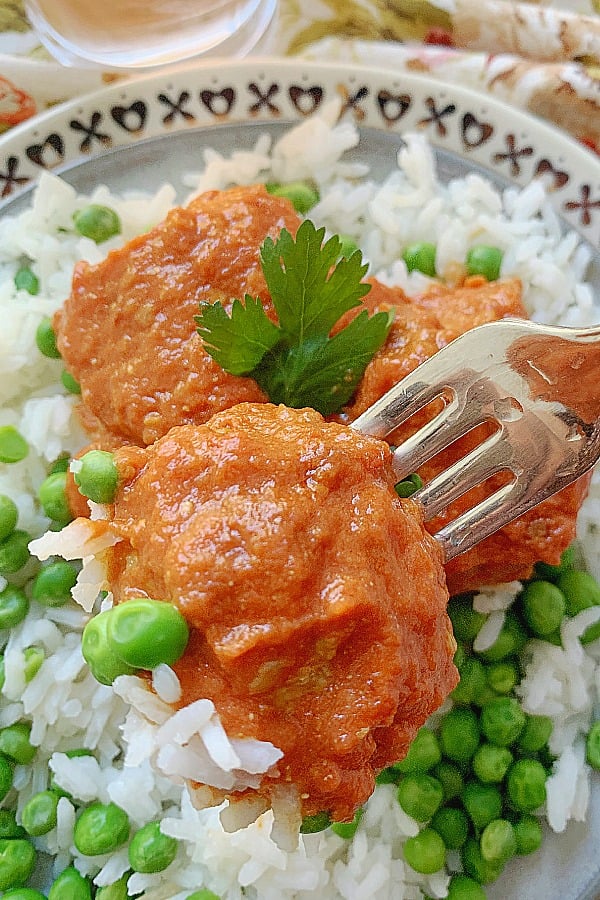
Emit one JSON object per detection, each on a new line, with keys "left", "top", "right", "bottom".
{"left": 1, "top": 107, "right": 599, "bottom": 898}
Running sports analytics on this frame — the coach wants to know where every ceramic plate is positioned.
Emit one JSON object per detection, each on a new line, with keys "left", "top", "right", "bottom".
{"left": 0, "top": 58, "right": 599, "bottom": 900}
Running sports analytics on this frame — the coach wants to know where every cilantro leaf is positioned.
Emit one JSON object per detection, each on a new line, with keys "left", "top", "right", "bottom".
{"left": 260, "top": 220, "right": 370, "bottom": 345}
{"left": 195, "top": 220, "right": 394, "bottom": 415}
{"left": 194, "top": 296, "right": 280, "bottom": 376}
{"left": 253, "top": 309, "right": 394, "bottom": 415}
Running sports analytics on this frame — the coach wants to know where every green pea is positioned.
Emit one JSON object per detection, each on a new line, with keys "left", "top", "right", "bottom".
{"left": 0, "top": 753, "right": 14, "bottom": 800}
{"left": 265, "top": 181, "right": 319, "bottom": 214}
{"left": 580, "top": 624, "right": 600, "bottom": 647}
{"left": 485, "top": 660, "right": 518, "bottom": 695}
{"left": 108, "top": 598, "right": 189, "bottom": 670}
{"left": 397, "top": 773, "right": 444, "bottom": 821}
{"left": 557, "top": 569, "right": 600, "bottom": 614}
{"left": 403, "top": 827, "right": 446, "bottom": 874}
{"left": 61, "top": 370, "right": 81, "bottom": 395}
{"left": 513, "top": 814, "right": 543, "bottom": 855}
{"left": 518, "top": 715, "right": 553, "bottom": 753}
{"left": 506, "top": 759, "right": 547, "bottom": 812}
{"left": 541, "top": 628, "right": 562, "bottom": 647}
{"left": 0, "top": 723, "right": 36, "bottom": 765}
{"left": 0, "top": 495, "right": 18, "bottom": 542}
{"left": 585, "top": 721, "right": 600, "bottom": 770}
{"left": 480, "top": 818, "right": 517, "bottom": 863}
{"left": 73, "top": 450, "right": 118, "bottom": 504}
{"left": 534, "top": 546, "right": 575, "bottom": 581}
{"left": 0, "top": 586, "right": 29, "bottom": 629}
{"left": 375, "top": 767, "right": 400, "bottom": 785}
{"left": 21, "top": 790, "right": 59, "bottom": 837}
{"left": 465, "top": 245, "right": 503, "bottom": 281}
{"left": 402, "top": 242, "right": 437, "bottom": 277}
{"left": 337, "top": 234, "right": 359, "bottom": 260}
{"left": 82, "top": 611, "right": 137, "bottom": 686}
{"left": 451, "top": 656, "right": 487, "bottom": 705}
{"left": 0, "top": 427, "right": 28, "bottom": 464}
{"left": 431, "top": 761, "right": 464, "bottom": 802}
{"left": 55, "top": 749, "right": 88, "bottom": 764}
{"left": 23, "top": 647, "right": 44, "bottom": 683}
{"left": 4, "top": 889, "right": 47, "bottom": 900}
{"left": 185, "top": 892, "right": 220, "bottom": 900}
{"left": 0, "top": 810, "right": 25, "bottom": 839}
{"left": 128, "top": 820, "right": 178, "bottom": 873}
{"left": 395, "top": 727, "right": 441, "bottom": 774}
{"left": 48, "top": 865, "right": 92, "bottom": 900}
{"left": 476, "top": 613, "right": 527, "bottom": 662}
{"left": 73, "top": 802, "right": 129, "bottom": 856}
{"left": 461, "top": 837, "right": 504, "bottom": 884}
{"left": 331, "top": 806, "right": 363, "bottom": 839}
{"left": 0, "top": 531, "right": 31, "bottom": 576}
{"left": 95, "top": 874, "right": 129, "bottom": 899}
{"left": 461, "top": 835, "right": 505, "bottom": 885}
{"left": 480, "top": 696, "right": 526, "bottom": 747}
{"left": 299, "top": 811, "right": 331, "bottom": 834}
{"left": 453, "top": 644, "right": 466, "bottom": 670}
{"left": 520, "top": 580, "right": 566, "bottom": 637}
{"left": 461, "top": 782, "right": 503, "bottom": 831}
{"left": 557, "top": 569, "right": 600, "bottom": 643}
{"left": 14, "top": 265, "right": 40, "bottom": 296}
{"left": 440, "top": 707, "right": 480, "bottom": 763}
{"left": 394, "top": 473, "right": 423, "bottom": 499}
{"left": 49, "top": 454, "right": 70, "bottom": 474}
{"left": 73, "top": 205, "right": 121, "bottom": 243}
{"left": 32, "top": 561, "right": 77, "bottom": 608}
{"left": 0, "top": 839, "right": 36, "bottom": 890}
{"left": 446, "top": 874, "right": 487, "bottom": 900}
{"left": 38, "top": 472, "right": 71, "bottom": 525}
{"left": 472, "top": 743, "right": 513, "bottom": 784}
{"left": 430, "top": 806, "right": 469, "bottom": 850}
{"left": 447, "top": 596, "right": 486, "bottom": 643}
{"left": 35, "top": 317, "right": 61, "bottom": 359}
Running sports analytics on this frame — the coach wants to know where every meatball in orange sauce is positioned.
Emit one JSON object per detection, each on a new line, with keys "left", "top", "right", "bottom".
{"left": 105, "top": 403, "right": 458, "bottom": 822}
{"left": 338, "top": 277, "right": 590, "bottom": 593}
{"left": 55, "top": 185, "right": 301, "bottom": 447}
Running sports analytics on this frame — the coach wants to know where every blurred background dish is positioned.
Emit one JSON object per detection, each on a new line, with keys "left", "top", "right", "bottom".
{"left": 23, "top": 0, "right": 278, "bottom": 68}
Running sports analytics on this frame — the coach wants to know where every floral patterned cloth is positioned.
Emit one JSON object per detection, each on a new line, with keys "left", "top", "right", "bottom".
{"left": 0, "top": 0, "right": 598, "bottom": 149}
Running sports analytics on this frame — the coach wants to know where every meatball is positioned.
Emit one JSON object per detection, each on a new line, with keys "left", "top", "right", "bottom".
{"left": 339, "top": 276, "right": 590, "bottom": 593}
{"left": 105, "top": 403, "right": 457, "bottom": 821}
{"left": 55, "top": 185, "right": 301, "bottom": 447}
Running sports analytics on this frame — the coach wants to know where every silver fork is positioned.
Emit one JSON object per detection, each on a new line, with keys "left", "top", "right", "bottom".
{"left": 351, "top": 319, "right": 600, "bottom": 561}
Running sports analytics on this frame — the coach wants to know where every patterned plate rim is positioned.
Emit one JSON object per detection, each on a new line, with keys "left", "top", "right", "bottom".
{"left": 0, "top": 57, "right": 598, "bottom": 248}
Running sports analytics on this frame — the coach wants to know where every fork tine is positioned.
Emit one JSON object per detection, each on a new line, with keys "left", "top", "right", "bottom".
{"left": 433, "top": 480, "right": 520, "bottom": 561}
{"left": 354, "top": 317, "right": 600, "bottom": 561}
{"left": 351, "top": 379, "right": 451, "bottom": 440}
{"left": 391, "top": 402, "right": 492, "bottom": 481}
{"left": 412, "top": 428, "right": 511, "bottom": 521}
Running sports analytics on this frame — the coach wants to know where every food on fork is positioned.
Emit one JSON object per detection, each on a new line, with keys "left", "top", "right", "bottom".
{"left": 55, "top": 184, "right": 589, "bottom": 595}
{"left": 72, "top": 403, "right": 457, "bottom": 824}
{"left": 338, "top": 277, "right": 591, "bottom": 593}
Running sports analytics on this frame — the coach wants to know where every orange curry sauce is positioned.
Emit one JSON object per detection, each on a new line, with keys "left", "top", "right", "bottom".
{"left": 107, "top": 404, "right": 457, "bottom": 821}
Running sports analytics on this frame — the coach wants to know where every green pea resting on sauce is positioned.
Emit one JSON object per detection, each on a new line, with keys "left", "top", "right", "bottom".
{"left": 82, "top": 599, "right": 189, "bottom": 685}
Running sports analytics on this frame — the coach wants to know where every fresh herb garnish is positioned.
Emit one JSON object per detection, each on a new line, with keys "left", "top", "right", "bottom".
{"left": 195, "top": 220, "right": 394, "bottom": 416}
